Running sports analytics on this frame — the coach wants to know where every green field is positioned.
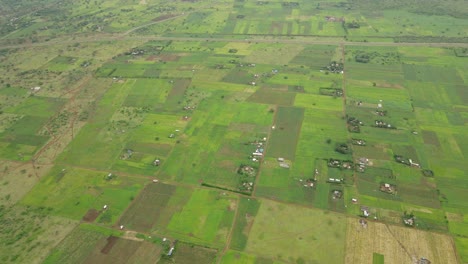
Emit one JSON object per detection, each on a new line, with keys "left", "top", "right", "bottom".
{"left": 0, "top": 0, "right": 467, "bottom": 263}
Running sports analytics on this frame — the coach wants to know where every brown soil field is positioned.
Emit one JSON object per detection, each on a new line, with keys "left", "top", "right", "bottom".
{"left": 100, "top": 236, "right": 119, "bottom": 254}
{"left": 82, "top": 209, "right": 100, "bottom": 222}
{"left": 345, "top": 218, "right": 459, "bottom": 264}
{"left": 118, "top": 183, "right": 176, "bottom": 232}
{"left": 85, "top": 236, "right": 161, "bottom": 264}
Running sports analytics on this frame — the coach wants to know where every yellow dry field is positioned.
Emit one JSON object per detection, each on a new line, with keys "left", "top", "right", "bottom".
{"left": 345, "top": 218, "right": 459, "bottom": 264}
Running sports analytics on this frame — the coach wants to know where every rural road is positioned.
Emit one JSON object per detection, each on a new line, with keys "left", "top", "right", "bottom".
{"left": 1, "top": 34, "right": 468, "bottom": 51}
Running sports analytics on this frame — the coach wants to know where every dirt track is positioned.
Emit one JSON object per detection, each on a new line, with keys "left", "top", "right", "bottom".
{"left": 1, "top": 34, "right": 468, "bottom": 51}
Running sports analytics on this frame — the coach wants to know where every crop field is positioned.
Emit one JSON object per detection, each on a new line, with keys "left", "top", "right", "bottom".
{"left": 158, "top": 242, "right": 218, "bottom": 264}
{"left": 245, "top": 199, "right": 347, "bottom": 263}
{"left": 230, "top": 197, "right": 261, "bottom": 251}
{"left": 0, "top": 0, "right": 467, "bottom": 262}
{"left": 345, "top": 218, "right": 458, "bottom": 264}
{"left": 118, "top": 182, "right": 178, "bottom": 232}
{"left": 166, "top": 189, "right": 237, "bottom": 247}
{"left": 21, "top": 166, "right": 146, "bottom": 222}
{"left": 83, "top": 236, "right": 162, "bottom": 264}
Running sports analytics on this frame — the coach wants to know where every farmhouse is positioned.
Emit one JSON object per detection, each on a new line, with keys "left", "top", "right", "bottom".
{"left": 409, "top": 159, "right": 420, "bottom": 168}
{"left": 359, "top": 218, "right": 367, "bottom": 228}
{"left": 351, "top": 138, "right": 366, "bottom": 146}
{"left": 327, "top": 178, "right": 344, "bottom": 184}
{"left": 361, "top": 206, "right": 370, "bottom": 217}
{"left": 153, "top": 159, "right": 160, "bottom": 166}
{"left": 380, "top": 183, "right": 396, "bottom": 194}
{"left": 332, "top": 190, "right": 343, "bottom": 199}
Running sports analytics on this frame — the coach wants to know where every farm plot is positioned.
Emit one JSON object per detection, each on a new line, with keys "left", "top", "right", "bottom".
{"left": 159, "top": 100, "right": 271, "bottom": 191}
{"left": 0, "top": 118, "right": 50, "bottom": 160}
{"left": 166, "top": 189, "right": 237, "bottom": 247}
{"left": 245, "top": 199, "right": 347, "bottom": 264}
{"left": 255, "top": 157, "right": 316, "bottom": 205}
{"left": 267, "top": 106, "right": 304, "bottom": 161}
{"left": 43, "top": 227, "right": 108, "bottom": 264}
{"left": 245, "top": 44, "right": 304, "bottom": 66}
{"left": 111, "top": 113, "right": 187, "bottom": 175}
{"left": 118, "top": 183, "right": 179, "bottom": 232}
{"left": 402, "top": 64, "right": 464, "bottom": 84}
{"left": 57, "top": 80, "right": 134, "bottom": 169}
{"left": 345, "top": 218, "right": 458, "bottom": 264}
{"left": 221, "top": 250, "right": 257, "bottom": 264}
{"left": 230, "top": 197, "right": 261, "bottom": 251}
{"left": 295, "top": 108, "right": 348, "bottom": 161}
{"left": 290, "top": 45, "right": 337, "bottom": 70}
{"left": 45, "top": 56, "right": 79, "bottom": 72}
{"left": 158, "top": 242, "right": 217, "bottom": 264}
{"left": 82, "top": 236, "right": 162, "bottom": 264}
{"left": 21, "top": 166, "right": 145, "bottom": 222}
{"left": 0, "top": 96, "right": 66, "bottom": 159}
{"left": 5, "top": 95, "right": 65, "bottom": 117}
{"left": 247, "top": 87, "right": 296, "bottom": 106}
{"left": 122, "top": 79, "right": 171, "bottom": 110}
{"left": 346, "top": 63, "right": 405, "bottom": 86}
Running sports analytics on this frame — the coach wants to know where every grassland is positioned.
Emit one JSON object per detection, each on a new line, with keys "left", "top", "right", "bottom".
{"left": 245, "top": 199, "right": 347, "bottom": 263}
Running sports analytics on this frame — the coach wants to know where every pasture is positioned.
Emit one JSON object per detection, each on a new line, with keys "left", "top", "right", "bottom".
{"left": 245, "top": 199, "right": 347, "bottom": 263}
{"left": 21, "top": 166, "right": 145, "bottom": 222}
{"left": 166, "top": 189, "right": 237, "bottom": 247}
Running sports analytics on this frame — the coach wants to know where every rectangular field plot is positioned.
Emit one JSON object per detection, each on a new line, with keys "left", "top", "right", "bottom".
{"left": 294, "top": 109, "right": 348, "bottom": 160}
{"left": 230, "top": 197, "right": 261, "bottom": 251}
{"left": 158, "top": 100, "right": 272, "bottom": 191}
{"left": 267, "top": 106, "right": 304, "bottom": 160}
{"left": 221, "top": 250, "right": 256, "bottom": 264}
{"left": 122, "top": 79, "right": 171, "bottom": 109}
{"left": 159, "top": 242, "right": 217, "bottom": 264}
{"left": 21, "top": 166, "right": 145, "bottom": 222}
{"left": 57, "top": 80, "right": 134, "bottom": 169}
{"left": 255, "top": 157, "right": 316, "bottom": 205}
{"left": 0, "top": 122, "right": 49, "bottom": 160}
{"left": 290, "top": 45, "right": 336, "bottom": 69}
{"left": 402, "top": 64, "right": 464, "bottom": 84}
{"left": 111, "top": 142, "right": 172, "bottom": 176}
{"left": 245, "top": 199, "right": 346, "bottom": 263}
{"left": 83, "top": 236, "right": 162, "bottom": 264}
{"left": 345, "top": 218, "right": 458, "bottom": 264}
{"left": 345, "top": 85, "right": 412, "bottom": 111}
{"left": 166, "top": 189, "right": 237, "bottom": 247}
{"left": 43, "top": 227, "right": 108, "bottom": 264}
{"left": 346, "top": 63, "right": 405, "bottom": 85}
{"left": 247, "top": 88, "right": 296, "bottom": 106}
{"left": 118, "top": 182, "right": 182, "bottom": 233}
{"left": 45, "top": 56, "right": 78, "bottom": 71}
{"left": 294, "top": 93, "right": 343, "bottom": 111}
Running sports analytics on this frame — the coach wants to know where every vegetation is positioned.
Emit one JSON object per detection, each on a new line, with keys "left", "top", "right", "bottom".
{"left": 0, "top": 0, "right": 466, "bottom": 263}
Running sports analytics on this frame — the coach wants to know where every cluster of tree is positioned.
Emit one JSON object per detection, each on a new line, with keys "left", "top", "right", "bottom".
{"left": 346, "top": 21, "right": 360, "bottom": 29}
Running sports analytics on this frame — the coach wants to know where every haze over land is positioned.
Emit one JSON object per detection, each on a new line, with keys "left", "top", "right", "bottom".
{"left": 0, "top": 0, "right": 467, "bottom": 263}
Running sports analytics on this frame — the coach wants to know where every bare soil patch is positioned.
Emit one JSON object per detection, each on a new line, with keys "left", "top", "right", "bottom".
{"left": 82, "top": 209, "right": 100, "bottom": 222}
{"left": 100, "top": 236, "right": 118, "bottom": 254}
